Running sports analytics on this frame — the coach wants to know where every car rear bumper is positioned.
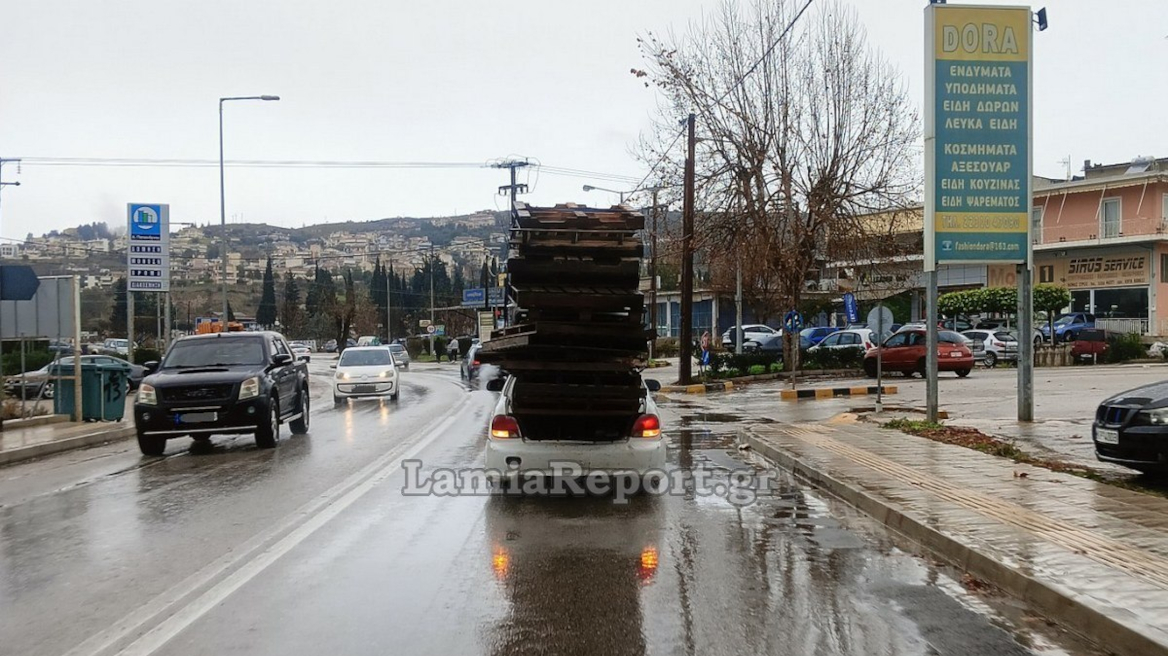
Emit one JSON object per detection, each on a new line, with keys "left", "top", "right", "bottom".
{"left": 134, "top": 396, "right": 270, "bottom": 437}
{"left": 486, "top": 436, "right": 667, "bottom": 476}
{"left": 938, "top": 356, "right": 975, "bottom": 370}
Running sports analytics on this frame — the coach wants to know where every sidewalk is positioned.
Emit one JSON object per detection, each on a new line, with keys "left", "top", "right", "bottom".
{"left": 0, "top": 401, "right": 135, "bottom": 467}
{"left": 743, "top": 417, "right": 1168, "bottom": 656}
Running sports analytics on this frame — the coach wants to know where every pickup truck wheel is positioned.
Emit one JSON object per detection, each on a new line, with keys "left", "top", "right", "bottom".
{"left": 255, "top": 397, "right": 279, "bottom": 449}
{"left": 137, "top": 431, "right": 166, "bottom": 456}
{"left": 290, "top": 387, "right": 310, "bottom": 434}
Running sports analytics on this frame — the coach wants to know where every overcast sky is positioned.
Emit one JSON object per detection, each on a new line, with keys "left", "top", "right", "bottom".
{"left": 1, "top": 0, "right": 1164, "bottom": 239}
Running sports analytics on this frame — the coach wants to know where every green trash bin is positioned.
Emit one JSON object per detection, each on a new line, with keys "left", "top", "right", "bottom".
{"left": 51, "top": 362, "right": 131, "bottom": 421}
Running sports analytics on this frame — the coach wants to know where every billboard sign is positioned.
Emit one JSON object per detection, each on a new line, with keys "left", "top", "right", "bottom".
{"left": 127, "top": 203, "right": 170, "bottom": 291}
{"left": 925, "top": 5, "right": 1031, "bottom": 270}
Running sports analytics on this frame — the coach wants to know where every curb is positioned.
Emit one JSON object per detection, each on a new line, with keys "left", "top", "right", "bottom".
{"left": 779, "top": 385, "right": 897, "bottom": 401}
{"left": 741, "top": 429, "right": 1168, "bottom": 656}
{"left": 661, "top": 382, "right": 735, "bottom": 394}
{"left": 0, "top": 425, "right": 136, "bottom": 468}
{"left": 2, "top": 414, "right": 70, "bottom": 429}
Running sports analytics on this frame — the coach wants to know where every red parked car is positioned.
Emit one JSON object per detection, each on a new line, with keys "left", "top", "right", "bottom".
{"left": 863, "top": 329, "right": 975, "bottom": 378}
{"left": 1070, "top": 328, "right": 1109, "bottom": 362}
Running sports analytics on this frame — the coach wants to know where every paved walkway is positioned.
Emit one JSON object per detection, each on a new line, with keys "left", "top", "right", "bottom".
{"left": 744, "top": 416, "right": 1168, "bottom": 656}
{"left": 0, "top": 399, "right": 134, "bottom": 466}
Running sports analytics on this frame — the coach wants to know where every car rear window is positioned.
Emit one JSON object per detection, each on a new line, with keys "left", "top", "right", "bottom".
{"left": 339, "top": 349, "right": 393, "bottom": 366}
{"left": 938, "top": 330, "right": 967, "bottom": 344}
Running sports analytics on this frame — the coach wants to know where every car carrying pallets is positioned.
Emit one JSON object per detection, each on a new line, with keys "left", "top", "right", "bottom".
{"left": 478, "top": 202, "right": 651, "bottom": 410}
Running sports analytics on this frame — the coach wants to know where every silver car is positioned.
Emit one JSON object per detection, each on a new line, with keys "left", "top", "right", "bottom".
{"left": 387, "top": 343, "right": 410, "bottom": 370}
{"left": 962, "top": 329, "right": 1017, "bottom": 367}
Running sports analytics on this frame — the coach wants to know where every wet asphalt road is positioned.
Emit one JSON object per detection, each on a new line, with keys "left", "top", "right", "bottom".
{"left": 0, "top": 361, "right": 1101, "bottom": 656}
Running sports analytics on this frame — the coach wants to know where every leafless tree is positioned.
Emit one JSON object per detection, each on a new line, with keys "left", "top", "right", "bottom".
{"left": 634, "top": 0, "right": 920, "bottom": 368}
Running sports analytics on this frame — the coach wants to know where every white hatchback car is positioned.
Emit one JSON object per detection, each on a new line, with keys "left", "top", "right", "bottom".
{"left": 807, "top": 328, "right": 876, "bottom": 353}
{"left": 332, "top": 346, "right": 399, "bottom": 404}
{"left": 485, "top": 376, "right": 666, "bottom": 484}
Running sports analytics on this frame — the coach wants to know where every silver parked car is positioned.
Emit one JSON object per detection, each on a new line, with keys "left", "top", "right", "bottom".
{"left": 962, "top": 329, "right": 1018, "bottom": 367}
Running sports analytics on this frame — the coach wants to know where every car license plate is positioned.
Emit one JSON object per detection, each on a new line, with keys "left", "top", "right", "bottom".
{"left": 353, "top": 384, "right": 377, "bottom": 393}
{"left": 177, "top": 412, "right": 216, "bottom": 424}
{"left": 950, "top": 351, "right": 962, "bottom": 357}
{"left": 1095, "top": 428, "right": 1119, "bottom": 445}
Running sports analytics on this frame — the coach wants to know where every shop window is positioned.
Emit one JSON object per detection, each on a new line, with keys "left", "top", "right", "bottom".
{"left": 1031, "top": 206, "right": 1043, "bottom": 242}
{"left": 1162, "top": 254, "right": 1168, "bottom": 283}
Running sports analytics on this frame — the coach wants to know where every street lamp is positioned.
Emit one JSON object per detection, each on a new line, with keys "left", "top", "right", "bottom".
{"left": 582, "top": 184, "right": 630, "bottom": 204}
{"left": 219, "top": 94, "right": 279, "bottom": 327}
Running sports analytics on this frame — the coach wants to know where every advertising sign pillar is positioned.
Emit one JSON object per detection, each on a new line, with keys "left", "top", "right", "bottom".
{"left": 925, "top": 4, "right": 1033, "bottom": 421}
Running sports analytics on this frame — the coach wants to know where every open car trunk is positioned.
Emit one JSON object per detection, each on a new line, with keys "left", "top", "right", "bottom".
{"left": 511, "top": 371, "right": 643, "bottom": 442}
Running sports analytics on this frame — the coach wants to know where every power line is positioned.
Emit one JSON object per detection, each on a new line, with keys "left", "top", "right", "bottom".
{"left": 711, "top": 0, "right": 814, "bottom": 107}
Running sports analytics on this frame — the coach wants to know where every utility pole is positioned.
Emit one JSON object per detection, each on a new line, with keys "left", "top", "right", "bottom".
{"left": 429, "top": 244, "right": 435, "bottom": 356}
{"left": 648, "top": 187, "right": 660, "bottom": 360}
{"left": 494, "top": 160, "right": 528, "bottom": 328}
{"left": 0, "top": 158, "right": 21, "bottom": 432}
{"left": 678, "top": 114, "right": 696, "bottom": 385}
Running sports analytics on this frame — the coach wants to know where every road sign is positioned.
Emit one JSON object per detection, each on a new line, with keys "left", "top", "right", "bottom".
{"left": 867, "top": 306, "right": 894, "bottom": 338}
{"left": 461, "top": 288, "right": 485, "bottom": 306}
{"left": 478, "top": 312, "right": 494, "bottom": 342}
{"left": 783, "top": 310, "right": 803, "bottom": 333}
{"left": 419, "top": 319, "right": 432, "bottom": 328}
{"left": 0, "top": 265, "right": 40, "bottom": 300}
{"left": 425, "top": 324, "right": 436, "bottom": 334}
{"left": 127, "top": 203, "right": 171, "bottom": 291}
{"left": 434, "top": 324, "right": 445, "bottom": 336}
{"left": 843, "top": 292, "right": 860, "bottom": 324}
{"left": 925, "top": 4, "right": 1032, "bottom": 269}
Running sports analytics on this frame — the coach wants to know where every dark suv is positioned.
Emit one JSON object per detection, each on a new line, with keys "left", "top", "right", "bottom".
{"left": 133, "top": 332, "right": 310, "bottom": 455}
{"left": 1094, "top": 382, "right": 1168, "bottom": 474}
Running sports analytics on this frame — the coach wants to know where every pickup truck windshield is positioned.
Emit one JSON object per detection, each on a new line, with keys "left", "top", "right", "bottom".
{"left": 163, "top": 339, "right": 266, "bottom": 368}
{"left": 339, "top": 350, "right": 393, "bottom": 366}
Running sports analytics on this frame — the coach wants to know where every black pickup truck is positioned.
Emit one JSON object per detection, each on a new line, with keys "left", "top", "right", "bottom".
{"left": 133, "top": 331, "right": 310, "bottom": 455}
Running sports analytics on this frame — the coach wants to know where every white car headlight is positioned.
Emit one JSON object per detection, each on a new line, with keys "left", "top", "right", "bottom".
{"left": 336, "top": 371, "right": 349, "bottom": 380}
{"left": 238, "top": 376, "right": 260, "bottom": 400}
{"left": 379, "top": 369, "right": 394, "bottom": 378}
{"left": 138, "top": 383, "right": 157, "bottom": 405}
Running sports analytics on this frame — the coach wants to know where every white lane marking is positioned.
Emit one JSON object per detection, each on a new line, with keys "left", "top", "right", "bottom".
{"left": 65, "top": 395, "right": 473, "bottom": 656}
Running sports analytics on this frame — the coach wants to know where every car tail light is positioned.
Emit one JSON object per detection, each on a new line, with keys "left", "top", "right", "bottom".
{"left": 472, "top": 360, "right": 480, "bottom": 366}
{"left": 633, "top": 414, "right": 661, "bottom": 438}
{"left": 992, "top": 340, "right": 1004, "bottom": 347}
{"left": 490, "top": 415, "right": 520, "bottom": 439}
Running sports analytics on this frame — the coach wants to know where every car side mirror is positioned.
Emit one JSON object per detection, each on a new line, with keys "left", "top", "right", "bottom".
{"left": 329, "top": 364, "right": 337, "bottom": 370}
{"left": 144, "top": 361, "right": 159, "bottom": 374}
{"left": 485, "top": 378, "right": 505, "bottom": 392}
{"left": 644, "top": 379, "right": 662, "bottom": 392}
{"left": 272, "top": 353, "right": 293, "bottom": 366}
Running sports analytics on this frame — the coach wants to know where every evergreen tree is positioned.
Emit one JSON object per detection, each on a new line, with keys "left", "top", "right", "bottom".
{"left": 280, "top": 271, "right": 302, "bottom": 335}
{"left": 256, "top": 256, "right": 278, "bottom": 328}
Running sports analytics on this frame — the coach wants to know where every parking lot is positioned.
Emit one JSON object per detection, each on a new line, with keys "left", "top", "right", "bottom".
{"left": 661, "top": 362, "right": 1168, "bottom": 471}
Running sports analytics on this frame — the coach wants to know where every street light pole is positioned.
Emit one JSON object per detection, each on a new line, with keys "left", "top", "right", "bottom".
{"left": 582, "top": 184, "right": 630, "bottom": 205}
{"left": 219, "top": 95, "right": 279, "bottom": 330}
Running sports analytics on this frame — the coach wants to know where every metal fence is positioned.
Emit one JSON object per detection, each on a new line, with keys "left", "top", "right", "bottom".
{"left": 1095, "top": 318, "right": 1150, "bottom": 336}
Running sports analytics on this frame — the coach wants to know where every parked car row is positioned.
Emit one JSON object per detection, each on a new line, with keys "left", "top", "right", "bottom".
{"left": 4, "top": 355, "right": 145, "bottom": 399}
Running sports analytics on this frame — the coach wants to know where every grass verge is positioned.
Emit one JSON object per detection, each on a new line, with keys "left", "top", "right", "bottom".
{"left": 881, "top": 418, "right": 1168, "bottom": 499}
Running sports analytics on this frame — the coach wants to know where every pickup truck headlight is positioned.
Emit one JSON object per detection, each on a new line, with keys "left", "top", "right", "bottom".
{"left": 238, "top": 376, "right": 261, "bottom": 400}
{"left": 137, "top": 383, "right": 158, "bottom": 405}
{"left": 1136, "top": 408, "right": 1168, "bottom": 425}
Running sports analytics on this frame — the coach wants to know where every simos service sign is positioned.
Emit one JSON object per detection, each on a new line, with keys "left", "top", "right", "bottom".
{"left": 925, "top": 4, "right": 1032, "bottom": 270}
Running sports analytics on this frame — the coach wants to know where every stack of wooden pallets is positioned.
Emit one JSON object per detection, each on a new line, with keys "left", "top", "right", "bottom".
{"left": 478, "top": 202, "right": 652, "bottom": 418}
